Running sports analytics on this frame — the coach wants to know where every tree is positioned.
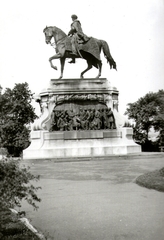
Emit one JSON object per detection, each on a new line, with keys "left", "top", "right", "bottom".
{"left": 125, "top": 90, "right": 164, "bottom": 150}
{"left": 0, "top": 83, "right": 37, "bottom": 156}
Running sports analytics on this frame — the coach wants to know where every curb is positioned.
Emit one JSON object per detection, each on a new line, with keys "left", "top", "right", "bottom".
{"left": 10, "top": 208, "right": 46, "bottom": 240}
{"left": 22, "top": 152, "right": 164, "bottom": 164}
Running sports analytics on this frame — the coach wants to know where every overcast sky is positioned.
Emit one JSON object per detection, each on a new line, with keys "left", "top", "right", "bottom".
{"left": 0, "top": 0, "right": 164, "bottom": 115}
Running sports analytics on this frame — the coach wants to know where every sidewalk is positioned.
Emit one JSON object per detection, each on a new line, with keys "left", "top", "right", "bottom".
{"left": 21, "top": 153, "right": 164, "bottom": 240}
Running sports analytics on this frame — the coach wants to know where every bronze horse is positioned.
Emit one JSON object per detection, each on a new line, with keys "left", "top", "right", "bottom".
{"left": 43, "top": 26, "right": 117, "bottom": 79}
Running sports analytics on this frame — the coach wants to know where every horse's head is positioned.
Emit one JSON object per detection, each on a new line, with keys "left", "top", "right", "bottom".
{"left": 43, "top": 26, "right": 54, "bottom": 44}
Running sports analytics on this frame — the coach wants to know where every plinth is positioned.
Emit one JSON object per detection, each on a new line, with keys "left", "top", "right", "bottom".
{"left": 23, "top": 78, "right": 141, "bottom": 160}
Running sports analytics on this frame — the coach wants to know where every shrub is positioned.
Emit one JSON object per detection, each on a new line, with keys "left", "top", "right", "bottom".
{"left": 0, "top": 157, "right": 41, "bottom": 210}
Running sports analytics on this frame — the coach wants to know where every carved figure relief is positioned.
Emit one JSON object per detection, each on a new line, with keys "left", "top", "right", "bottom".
{"left": 50, "top": 107, "right": 116, "bottom": 131}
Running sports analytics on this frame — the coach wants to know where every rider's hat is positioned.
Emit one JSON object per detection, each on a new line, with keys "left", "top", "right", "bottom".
{"left": 71, "top": 14, "right": 78, "bottom": 19}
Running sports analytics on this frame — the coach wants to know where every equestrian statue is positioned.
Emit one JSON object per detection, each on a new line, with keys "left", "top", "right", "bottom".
{"left": 43, "top": 14, "right": 117, "bottom": 79}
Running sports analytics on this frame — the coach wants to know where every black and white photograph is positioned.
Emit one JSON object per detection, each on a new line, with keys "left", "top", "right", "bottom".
{"left": 0, "top": 0, "right": 164, "bottom": 239}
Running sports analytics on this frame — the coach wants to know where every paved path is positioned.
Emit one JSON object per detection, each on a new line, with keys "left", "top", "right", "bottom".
{"left": 21, "top": 153, "right": 164, "bottom": 240}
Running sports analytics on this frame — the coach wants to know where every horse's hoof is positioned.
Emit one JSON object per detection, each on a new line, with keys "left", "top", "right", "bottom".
{"left": 51, "top": 66, "right": 58, "bottom": 70}
{"left": 95, "top": 75, "right": 100, "bottom": 79}
{"left": 80, "top": 75, "right": 84, "bottom": 79}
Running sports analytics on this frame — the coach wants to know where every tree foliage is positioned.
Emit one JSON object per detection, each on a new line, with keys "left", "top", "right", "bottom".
{"left": 0, "top": 83, "right": 37, "bottom": 156}
{"left": 125, "top": 90, "right": 164, "bottom": 147}
{"left": 0, "top": 157, "right": 41, "bottom": 210}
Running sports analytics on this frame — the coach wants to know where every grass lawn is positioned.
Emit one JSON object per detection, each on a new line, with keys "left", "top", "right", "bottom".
{"left": 136, "top": 167, "right": 164, "bottom": 192}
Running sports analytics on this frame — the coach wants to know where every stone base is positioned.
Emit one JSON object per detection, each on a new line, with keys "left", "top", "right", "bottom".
{"left": 23, "top": 128, "right": 141, "bottom": 160}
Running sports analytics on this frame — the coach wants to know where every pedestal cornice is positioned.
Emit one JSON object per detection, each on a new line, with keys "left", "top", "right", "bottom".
{"left": 40, "top": 78, "right": 118, "bottom": 96}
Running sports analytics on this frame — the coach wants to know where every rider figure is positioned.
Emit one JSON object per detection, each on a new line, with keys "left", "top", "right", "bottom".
{"left": 68, "top": 14, "right": 90, "bottom": 63}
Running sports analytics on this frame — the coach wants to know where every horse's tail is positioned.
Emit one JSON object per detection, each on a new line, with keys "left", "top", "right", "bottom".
{"left": 100, "top": 40, "right": 117, "bottom": 70}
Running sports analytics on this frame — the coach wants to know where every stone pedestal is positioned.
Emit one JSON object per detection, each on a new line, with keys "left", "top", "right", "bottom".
{"left": 23, "top": 128, "right": 141, "bottom": 160}
{"left": 23, "top": 78, "right": 141, "bottom": 160}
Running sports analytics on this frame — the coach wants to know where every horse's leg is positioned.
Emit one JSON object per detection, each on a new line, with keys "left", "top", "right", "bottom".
{"left": 59, "top": 58, "right": 65, "bottom": 79}
{"left": 49, "top": 53, "right": 61, "bottom": 70}
{"left": 95, "top": 61, "right": 102, "bottom": 78}
{"left": 80, "top": 60, "right": 92, "bottom": 78}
